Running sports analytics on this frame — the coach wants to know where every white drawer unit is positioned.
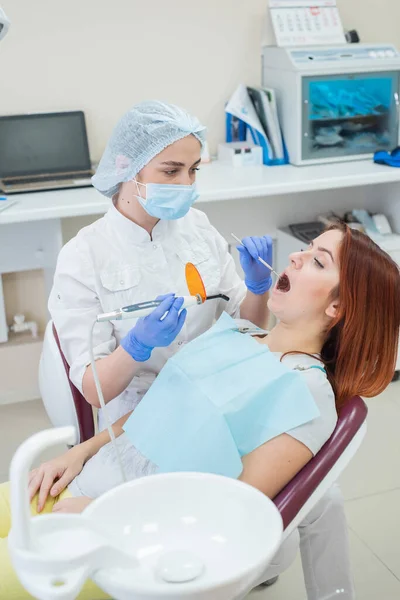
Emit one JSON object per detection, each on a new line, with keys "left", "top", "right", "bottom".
{"left": 0, "top": 219, "right": 62, "bottom": 273}
{"left": 0, "top": 218, "right": 62, "bottom": 343}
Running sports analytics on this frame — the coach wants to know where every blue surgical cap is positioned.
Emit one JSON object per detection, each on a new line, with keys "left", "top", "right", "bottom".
{"left": 92, "top": 100, "right": 207, "bottom": 198}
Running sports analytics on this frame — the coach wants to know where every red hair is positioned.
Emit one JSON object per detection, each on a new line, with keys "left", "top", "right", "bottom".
{"left": 322, "top": 223, "right": 400, "bottom": 408}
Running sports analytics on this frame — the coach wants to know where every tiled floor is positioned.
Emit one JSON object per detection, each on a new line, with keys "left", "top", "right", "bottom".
{"left": 1, "top": 383, "right": 400, "bottom": 599}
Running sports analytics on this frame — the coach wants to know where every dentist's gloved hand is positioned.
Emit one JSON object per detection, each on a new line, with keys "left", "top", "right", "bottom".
{"left": 121, "top": 294, "right": 187, "bottom": 362}
{"left": 237, "top": 235, "right": 273, "bottom": 295}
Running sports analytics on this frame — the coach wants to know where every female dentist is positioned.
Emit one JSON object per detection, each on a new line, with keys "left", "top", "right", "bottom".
{"left": 48, "top": 100, "right": 273, "bottom": 430}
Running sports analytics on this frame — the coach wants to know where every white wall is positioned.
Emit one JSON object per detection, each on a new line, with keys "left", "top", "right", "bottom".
{"left": 2, "top": 0, "right": 400, "bottom": 160}
{"left": 1, "top": 0, "right": 400, "bottom": 333}
{"left": 1, "top": 0, "right": 268, "bottom": 159}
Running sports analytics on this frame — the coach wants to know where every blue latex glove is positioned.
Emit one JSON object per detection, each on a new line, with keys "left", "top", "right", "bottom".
{"left": 121, "top": 294, "right": 187, "bottom": 362}
{"left": 237, "top": 236, "right": 273, "bottom": 295}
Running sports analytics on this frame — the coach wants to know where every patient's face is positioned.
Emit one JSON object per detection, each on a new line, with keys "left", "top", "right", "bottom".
{"left": 268, "top": 229, "right": 342, "bottom": 325}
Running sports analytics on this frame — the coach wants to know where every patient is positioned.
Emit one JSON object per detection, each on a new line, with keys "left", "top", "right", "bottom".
{"left": 1, "top": 223, "right": 399, "bottom": 600}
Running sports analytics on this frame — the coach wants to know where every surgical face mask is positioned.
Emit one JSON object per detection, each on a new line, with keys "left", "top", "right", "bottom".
{"left": 133, "top": 180, "right": 199, "bottom": 220}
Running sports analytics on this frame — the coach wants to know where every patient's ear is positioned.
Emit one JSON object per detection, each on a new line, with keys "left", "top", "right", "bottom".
{"left": 325, "top": 300, "right": 339, "bottom": 320}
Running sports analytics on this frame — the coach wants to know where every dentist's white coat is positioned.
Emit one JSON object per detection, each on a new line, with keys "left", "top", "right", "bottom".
{"left": 48, "top": 204, "right": 246, "bottom": 429}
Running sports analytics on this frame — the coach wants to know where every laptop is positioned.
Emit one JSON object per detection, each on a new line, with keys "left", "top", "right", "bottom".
{"left": 0, "top": 111, "right": 94, "bottom": 194}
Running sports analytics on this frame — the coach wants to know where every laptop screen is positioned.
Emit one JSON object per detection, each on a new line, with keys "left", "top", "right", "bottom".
{"left": 0, "top": 111, "right": 91, "bottom": 178}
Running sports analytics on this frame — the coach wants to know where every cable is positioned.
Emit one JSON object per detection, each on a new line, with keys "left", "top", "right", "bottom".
{"left": 89, "top": 320, "right": 127, "bottom": 483}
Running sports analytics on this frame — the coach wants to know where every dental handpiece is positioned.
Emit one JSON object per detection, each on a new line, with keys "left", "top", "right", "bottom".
{"left": 97, "top": 294, "right": 203, "bottom": 323}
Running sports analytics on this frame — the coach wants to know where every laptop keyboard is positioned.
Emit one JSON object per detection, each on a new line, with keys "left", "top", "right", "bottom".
{"left": 4, "top": 179, "right": 93, "bottom": 192}
{"left": 5, "top": 172, "right": 93, "bottom": 186}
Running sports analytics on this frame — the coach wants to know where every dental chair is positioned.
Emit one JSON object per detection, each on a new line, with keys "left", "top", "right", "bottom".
{"left": 274, "top": 395, "right": 367, "bottom": 538}
{"left": 39, "top": 321, "right": 95, "bottom": 445}
{"left": 39, "top": 320, "right": 368, "bottom": 536}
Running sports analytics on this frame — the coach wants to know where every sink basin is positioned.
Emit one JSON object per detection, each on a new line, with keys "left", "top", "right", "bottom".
{"left": 9, "top": 427, "right": 282, "bottom": 600}
{"left": 84, "top": 472, "right": 283, "bottom": 600}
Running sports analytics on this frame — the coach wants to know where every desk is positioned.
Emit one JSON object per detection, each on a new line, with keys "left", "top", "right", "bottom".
{"left": 2, "top": 160, "right": 400, "bottom": 226}
{"left": 1, "top": 160, "right": 400, "bottom": 344}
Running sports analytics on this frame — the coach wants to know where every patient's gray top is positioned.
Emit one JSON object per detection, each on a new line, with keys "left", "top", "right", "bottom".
{"left": 68, "top": 352, "right": 337, "bottom": 498}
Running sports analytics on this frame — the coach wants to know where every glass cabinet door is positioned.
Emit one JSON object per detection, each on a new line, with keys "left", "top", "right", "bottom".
{"left": 302, "top": 71, "right": 400, "bottom": 161}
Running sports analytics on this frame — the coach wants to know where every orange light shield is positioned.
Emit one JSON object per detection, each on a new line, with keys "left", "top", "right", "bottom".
{"left": 185, "top": 263, "right": 206, "bottom": 303}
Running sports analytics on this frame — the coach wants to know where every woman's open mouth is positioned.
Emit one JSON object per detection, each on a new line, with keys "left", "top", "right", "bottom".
{"left": 276, "top": 272, "right": 291, "bottom": 293}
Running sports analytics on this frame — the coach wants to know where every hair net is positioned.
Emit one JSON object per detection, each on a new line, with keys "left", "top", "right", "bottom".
{"left": 92, "top": 101, "right": 207, "bottom": 198}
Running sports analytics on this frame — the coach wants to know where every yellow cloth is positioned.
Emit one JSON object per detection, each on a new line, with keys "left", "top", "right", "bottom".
{"left": 0, "top": 481, "right": 109, "bottom": 600}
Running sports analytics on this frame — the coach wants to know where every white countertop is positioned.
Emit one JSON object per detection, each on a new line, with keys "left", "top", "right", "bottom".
{"left": 1, "top": 160, "right": 400, "bottom": 225}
